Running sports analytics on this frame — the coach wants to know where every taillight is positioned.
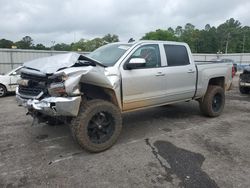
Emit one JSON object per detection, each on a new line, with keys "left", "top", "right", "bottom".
{"left": 232, "top": 66, "right": 235, "bottom": 78}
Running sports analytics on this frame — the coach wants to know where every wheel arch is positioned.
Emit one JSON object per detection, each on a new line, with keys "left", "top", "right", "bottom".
{"left": 80, "top": 83, "right": 121, "bottom": 109}
{"left": 198, "top": 76, "right": 225, "bottom": 102}
{"left": 208, "top": 77, "right": 225, "bottom": 88}
{"left": 0, "top": 83, "right": 7, "bottom": 97}
{"left": 0, "top": 83, "right": 7, "bottom": 91}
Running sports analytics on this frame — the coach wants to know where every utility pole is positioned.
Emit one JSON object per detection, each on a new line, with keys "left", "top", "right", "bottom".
{"left": 51, "top": 41, "right": 55, "bottom": 50}
{"left": 225, "top": 33, "right": 230, "bottom": 54}
{"left": 242, "top": 34, "right": 246, "bottom": 53}
{"left": 51, "top": 41, "right": 55, "bottom": 55}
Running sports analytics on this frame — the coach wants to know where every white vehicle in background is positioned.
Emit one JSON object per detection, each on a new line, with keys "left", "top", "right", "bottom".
{"left": 0, "top": 66, "right": 22, "bottom": 97}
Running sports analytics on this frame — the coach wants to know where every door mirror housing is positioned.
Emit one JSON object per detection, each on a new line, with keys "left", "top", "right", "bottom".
{"left": 126, "top": 58, "right": 146, "bottom": 69}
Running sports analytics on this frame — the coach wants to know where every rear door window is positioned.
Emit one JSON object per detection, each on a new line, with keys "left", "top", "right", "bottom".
{"left": 164, "top": 45, "right": 190, "bottom": 66}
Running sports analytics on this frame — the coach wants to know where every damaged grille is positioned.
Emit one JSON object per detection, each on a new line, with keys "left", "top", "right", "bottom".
{"left": 18, "top": 72, "right": 48, "bottom": 97}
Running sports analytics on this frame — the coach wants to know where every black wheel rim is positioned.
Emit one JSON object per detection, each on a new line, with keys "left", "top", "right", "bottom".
{"left": 212, "top": 93, "right": 223, "bottom": 112}
{"left": 87, "top": 112, "right": 115, "bottom": 144}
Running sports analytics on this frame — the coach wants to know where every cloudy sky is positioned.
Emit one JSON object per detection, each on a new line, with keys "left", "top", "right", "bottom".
{"left": 0, "top": 0, "right": 249, "bottom": 46}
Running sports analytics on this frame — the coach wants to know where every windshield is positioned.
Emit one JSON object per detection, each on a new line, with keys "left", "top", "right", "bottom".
{"left": 87, "top": 43, "right": 132, "bottom": 66}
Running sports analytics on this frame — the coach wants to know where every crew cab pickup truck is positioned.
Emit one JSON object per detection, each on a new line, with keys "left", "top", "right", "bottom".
{"left": 0, "top": 66, "right": 22, "bottom": 97}
{"left": 16, "top": 41, "right": 234, "bottom": 152}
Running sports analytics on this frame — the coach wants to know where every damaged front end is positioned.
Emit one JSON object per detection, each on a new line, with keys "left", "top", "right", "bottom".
{"left": 16, "top": 68, "right": 82, "bottom": 123}
{"left": 16, "top": 52, "right": 119, "bottom": 124}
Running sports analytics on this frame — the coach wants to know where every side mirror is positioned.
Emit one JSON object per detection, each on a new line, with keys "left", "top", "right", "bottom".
{"left": 126, "top": 58, "right": 146, "bottom": 69}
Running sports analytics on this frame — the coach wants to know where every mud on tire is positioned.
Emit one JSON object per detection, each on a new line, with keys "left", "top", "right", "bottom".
{"left": 199, "top": 85, "right": 225, "bottom": 117}
{"left": 70, "top": 99, "right": 122, "bottom": 152}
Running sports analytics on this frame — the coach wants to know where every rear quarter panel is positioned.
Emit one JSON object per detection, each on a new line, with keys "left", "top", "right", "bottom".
{"left": 195, "top": 62, "right": 233, "bottom": 98}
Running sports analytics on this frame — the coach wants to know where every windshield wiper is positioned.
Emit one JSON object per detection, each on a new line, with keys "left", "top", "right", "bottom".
{"left": 74, "top": 60, "right": 96, "bottom": 67}
{"left": 79, "top": 55, "right": 107, "bottom": 67}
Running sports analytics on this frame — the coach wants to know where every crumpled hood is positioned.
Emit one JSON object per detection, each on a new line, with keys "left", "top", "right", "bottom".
{"left": 23, "top": 52, "right": 103, "bottom": 74}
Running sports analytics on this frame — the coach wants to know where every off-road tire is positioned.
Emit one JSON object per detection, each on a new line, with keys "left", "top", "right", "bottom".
{"left": 70, "top": 99, "right": 122, "bottom": 152}
{"left": 0, "top": 84, "right": 7, "bottom": 97}
{"left": 199, "top": 85, "right": 225, "bottom": 117}
{"left": 239, "top": 86, "right": 249, "bottom": 94}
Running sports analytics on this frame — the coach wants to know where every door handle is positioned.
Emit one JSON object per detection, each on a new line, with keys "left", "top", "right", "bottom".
{"left": 187, "top": 69, "right": 195, "bottom": 73}
{"left": 155, "top": 72, "right": 165, "bottom": 76}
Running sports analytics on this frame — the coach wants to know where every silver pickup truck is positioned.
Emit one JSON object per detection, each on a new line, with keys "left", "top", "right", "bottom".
{"left": 16, "top": 41, "right": 234, "bottom": 152}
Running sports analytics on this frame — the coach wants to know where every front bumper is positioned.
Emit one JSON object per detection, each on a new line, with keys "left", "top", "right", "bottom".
{"left": 239, "top": 81, "right": 250, "bottom": 87}
{"left": 16, "top": 94, "right": 81, "bottom": 117}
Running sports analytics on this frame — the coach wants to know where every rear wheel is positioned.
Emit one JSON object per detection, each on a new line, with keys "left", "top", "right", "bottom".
{"left": 199, "top": 86, "right": 225, "bottom": 117}
{"left": 0, "top": 85, "right": 7, "bottom": 97}
{"left": 70, "top": 99, "right": 122, "bottom": 152}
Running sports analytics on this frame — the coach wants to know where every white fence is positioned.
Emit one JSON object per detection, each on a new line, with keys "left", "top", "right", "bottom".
{"left": 1, "top": 48, "right": 250, "bottom": 74}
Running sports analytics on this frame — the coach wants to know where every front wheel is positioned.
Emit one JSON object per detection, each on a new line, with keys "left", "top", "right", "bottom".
{"left": 70, "top": 99, "right": 122, "bottom": 152}
{"left": 199, "top": 86, "right": 225, "bottom": 117}
{"left": 0, "top": 85, "right": 7, "bottom": 97}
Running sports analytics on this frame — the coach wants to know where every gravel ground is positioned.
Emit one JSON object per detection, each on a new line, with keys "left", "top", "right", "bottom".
{"left": 0, "top": 75, "right": 250, "bottom": 188}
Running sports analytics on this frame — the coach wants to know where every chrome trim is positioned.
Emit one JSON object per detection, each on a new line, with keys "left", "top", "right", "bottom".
{"left": 16, "top": 87, "right": 43, "bottom": 99}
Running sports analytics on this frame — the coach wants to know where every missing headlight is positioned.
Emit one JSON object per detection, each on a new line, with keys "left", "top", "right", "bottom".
{"left": 48, "top": 82, "right": 66, "bottom": 96}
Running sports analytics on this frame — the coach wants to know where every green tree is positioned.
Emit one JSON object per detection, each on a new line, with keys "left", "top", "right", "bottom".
{"left": 241, "top": 26, "right": 250, "bottom": 53}
{"left": 217, "top": 18, "right": 242, "bottom": 53}
{"left": 102, "top": 34, "right": 119, "bottom": 43}
{"left": 71, "top": 37, "right": 107, "bottom": 52}
{"left": 167, "top": 27, "right": 175, "bottom": 35}
{"left": 205, "top": 24, "right": 211, "bottom": 31}
{"left": 85, "top": 38, "right": 106, "bottom": 51}
{"left": 197, "top": 27, "right": 218, "bottom": 53}
{"left": 181, "top": 24, "right": 200, "bottom": 52}
{"left": 0, "top": 39, "right": 14, "bottom": 48}
{"left": 71, "top": 39, "right": 88, "bottom": 51}
{"left": 141, "top": 29, "right": 178, "bottom": 41}
{"left": 184, "top": 23, "right": 195, "bottom": 31}
{"left": 15, "top": 36, "right": 34, "bottom": 49}
{"left": 54, "top": 43, "right": 71, "bottom": 51}
{"left": 175, "top": 26, "right": 183, "bottom": 37}
{"left": 34, "top": 43, "right": 47, "bottom": 50}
